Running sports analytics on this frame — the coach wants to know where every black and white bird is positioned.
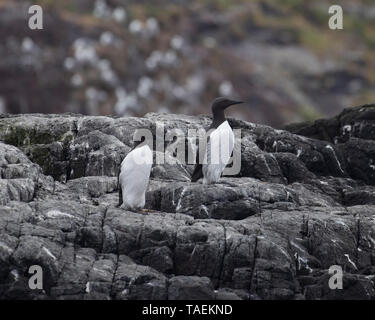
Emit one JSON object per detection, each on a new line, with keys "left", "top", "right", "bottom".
{"left": 118, "top": 137, "right": 153, "bottom": 210}
{"left": 191, "top": 97, "right": 243, "bottom": 184}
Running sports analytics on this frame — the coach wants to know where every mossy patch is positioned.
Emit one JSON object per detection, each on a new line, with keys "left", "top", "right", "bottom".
{"left": 24, "top": 143, "right": 68, "bottom": 181}
{"left": 0, "top": 124, "right": 75, "bottom": 148}
{"left": 1, "top": 126, "right": 55, "bottom": 147}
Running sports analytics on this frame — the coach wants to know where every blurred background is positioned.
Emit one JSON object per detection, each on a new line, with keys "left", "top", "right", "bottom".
{"left": 0, "top": 0, "right": 374, "bottom": 127}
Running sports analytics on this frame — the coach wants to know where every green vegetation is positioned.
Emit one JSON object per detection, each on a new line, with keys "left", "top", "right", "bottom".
{"left": 298, "top": 27, "right": 331, "bottom": 53}
{"left": 0, "top": 123, "right": 74, "bottom": 148}
{"left": 300, "top": 105, "right": 323, "bottom": 122}
{"left": 282, "top": 0, "right": 304, "bottom": 10}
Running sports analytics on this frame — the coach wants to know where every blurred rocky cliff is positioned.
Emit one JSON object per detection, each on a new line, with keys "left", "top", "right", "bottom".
{"left": 0, "top": 0, "right": 375, "bottom": 127}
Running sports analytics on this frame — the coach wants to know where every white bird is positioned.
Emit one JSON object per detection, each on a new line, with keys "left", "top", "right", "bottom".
{"left": 191, "top": 97, "right": 243, "bottom": 184}
{"left": 118, "top": 139, "right": 153, "bottom": 210}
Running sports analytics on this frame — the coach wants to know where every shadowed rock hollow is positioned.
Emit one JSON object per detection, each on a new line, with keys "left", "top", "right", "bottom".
{"left": 0, "top": 105, "right": 374, "bottom": 300}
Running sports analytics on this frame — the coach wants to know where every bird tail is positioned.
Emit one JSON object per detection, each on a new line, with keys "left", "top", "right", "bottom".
{"left": 117, "top": 168, "right": 123, "bottom": 207}
{"left": 191, "top": 164, "right": 203, "bottom": 182}
{"left": 118, "top": 188, "right": 123, "bottom": 207}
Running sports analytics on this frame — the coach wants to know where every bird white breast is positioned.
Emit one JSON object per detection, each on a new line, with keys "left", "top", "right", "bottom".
{"left": 202, "top": 121, "right": 234, "bottom": 184}
{"left": 119, "top": 145, "right": 153, "bottom": 209}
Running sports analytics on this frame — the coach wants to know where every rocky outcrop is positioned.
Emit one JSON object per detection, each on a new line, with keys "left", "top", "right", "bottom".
{"left": 0, "top": 106, "right": 374, "bottom": 300}
{"left": 285, "top": 104, "right": 375, "bottom": 186}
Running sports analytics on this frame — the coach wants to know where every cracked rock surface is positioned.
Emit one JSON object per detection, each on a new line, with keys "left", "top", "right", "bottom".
{"left": 0, "top": 106, "right": 374, "bottom": 300}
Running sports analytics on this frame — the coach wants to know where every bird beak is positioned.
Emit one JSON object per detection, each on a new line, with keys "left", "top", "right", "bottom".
{"left": 228, "top": 100, "right": 244, "bottom": 107}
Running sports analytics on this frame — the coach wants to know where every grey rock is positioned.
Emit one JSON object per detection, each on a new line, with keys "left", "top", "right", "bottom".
{"left": 168, "top": 276, "right": 215, "bottom": 300}
{"left": 0, "top": 107, "right": 374, "bottom": 300}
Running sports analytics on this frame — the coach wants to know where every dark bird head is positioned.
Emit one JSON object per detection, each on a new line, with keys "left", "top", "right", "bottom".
{"left": 132, "top": 127, "right": 152, "bottom": 149}
{"left": 211, "top": 97, "right": 243, "bottom": 113}
{"left": 211, "top": 97, "right": 243, "bottom": 126}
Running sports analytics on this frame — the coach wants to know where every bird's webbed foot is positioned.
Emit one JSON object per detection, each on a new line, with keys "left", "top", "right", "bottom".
{"left": 140, "top": 208, "right": 157, "bottom": 214}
